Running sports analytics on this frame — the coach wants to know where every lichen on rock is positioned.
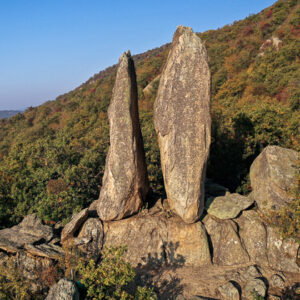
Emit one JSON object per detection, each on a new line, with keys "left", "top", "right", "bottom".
{"left": 154, "top": 26, "right": 211, "bottom": 224}
{"left": 97, "top": 51, "right": 149, "bottom": 221}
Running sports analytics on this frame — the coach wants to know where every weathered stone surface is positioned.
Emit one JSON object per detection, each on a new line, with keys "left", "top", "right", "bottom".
{"left": 268, "top": 295, "right": 281, "bottom": 300}
{"left": 15, "top": 251, "right": 53, "bottom": 281}
{"left": 0, "top": 214, "right": 53, "bottom": 253}
{"left": 250, "top": 145, "right": 299, "bottom": 215}
{"left": 243, "top": 265, "right": 262, "bottom": 281}
{"left": 271, "top": 274, "right": 285, "bottom": 289}
{"left": 244, "top": 278, "right": 267, "bottom": 299}
{"left": 203, "top": 215, "right": 249, "bottom": 266}
{"left": 235, "top": 210, "right": 268, "bottom": 266}
{"left": 218, "top": 281, "right": 240, "bottom": 300}
{"left": 97, "top": 51, "right": 149, "bottom": 221}
{"left": 24, "top": 243, "right": 64, "bottom": 260}
{"left": 77, "top": 218, "right": 104, "bottom": 257}
{"left": 167, "top": 216, "right": 211, "bottom": 266}
{"left": 207, "top": 193, "right": 253, "bottom": 220}
{"left": 61, "top": 208, "right": 89, "bottom": 242}
{"left": 154, "top": 26, "right": 211, "bottom": 223}
{"left": 267, "top": 226, "right": 300, "bottom": 273}
{"left": 46, "top": 278, "right": 79, "bottom": 300}
{"left": 103, "top": 212, "right": 211, "bottom": 267}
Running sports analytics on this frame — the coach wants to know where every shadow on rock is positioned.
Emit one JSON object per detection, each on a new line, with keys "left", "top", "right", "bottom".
{"left": 135, "top": 242, "right": 185, "bottom": 299}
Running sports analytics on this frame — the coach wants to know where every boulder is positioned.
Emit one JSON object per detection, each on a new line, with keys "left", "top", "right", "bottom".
{"left": 77, "top": 218, "right": 104, "bottom": 258}
{"left": 207, "top": 193, "right": 253, "bottom": 220}
{"left": 244, "top": 278, "right": 267, "bottom": 299}
{"left": 61, "top": 208, "right": 89, "bottom": 242}
{"left": 46, "top": 278, "right": 79, "bottom": 300}
{"left": 203, "top": 215, "right": 249, "bottom": 266}
{"left": 217, "top": 281, "right": 240, "bottom": 300}
{"left": 154, "top": 26, "right": 211, "bottom": 223}
{"left": 250, "top": 145, "right": 299, "bottom": 215}
{"left": 238, "top": 265, "right": 262, "bottom": 282}
{"left": 267, "top": 226, "right": 300, "bottom": 273}
{"left": 0, "top": 214, "right": 53, "bottom": 253}
{"left": 97, "top": 51, "right": 149, "bottom": 221}
{"left": 271, "top": 274, "right": 285, "bottom": 289}
{"left": 103, "top": 212, "right": 211, "bottom": 267}
{"left": 235, "top": 210, "right": 268, "bottom": 266}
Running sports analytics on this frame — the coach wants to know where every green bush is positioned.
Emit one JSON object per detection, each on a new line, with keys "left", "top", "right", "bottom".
{"left": 76, "top": 246, "right": 157, "bottom": 300}
{"left": 0, "top": 257, "right": 32, "bottom": 300}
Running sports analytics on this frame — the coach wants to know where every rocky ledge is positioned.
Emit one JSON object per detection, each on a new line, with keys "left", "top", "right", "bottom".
{"left": 0, "top": 147, "right": 299, "bottom": 299}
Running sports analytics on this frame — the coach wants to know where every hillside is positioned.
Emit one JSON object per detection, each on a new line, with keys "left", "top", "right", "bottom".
{"left": 0, "top": 110, "right": 23, "bottom": 119}
{"left": 0, "top": 0, "right": 299, "bottom": 227}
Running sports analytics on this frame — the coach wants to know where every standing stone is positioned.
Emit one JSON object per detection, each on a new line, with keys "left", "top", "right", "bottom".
{"left": 97, "top": 51, "right": 149, "bottom": 221}
{"left": 154, "top": 26, "right": 211, "bottom": 223}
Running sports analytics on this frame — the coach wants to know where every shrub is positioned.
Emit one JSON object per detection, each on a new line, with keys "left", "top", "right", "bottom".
{"left": 0, "top": 257, "right": 31, "bottom": 300}
{"left": 76, "top": 246, "right": 157, "bottom": 300}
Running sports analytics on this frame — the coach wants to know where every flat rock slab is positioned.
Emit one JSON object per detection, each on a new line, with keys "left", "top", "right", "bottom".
{"left": 24, "top": 243, "right": 64, "bottom": 260}
{"left": 103, "top": 212, "right": 211, "bottom": 267}
{"left": 154, "top": 26, "right": 211, "bottom": 223}
{"left": 0, "top": 214, "right": 53, "bottom": 253}
{"left": 207, "top": 193, "right": 254, "bottom": 219}
{"left": 61, "top": 208, "right": 89, "bottom": 242}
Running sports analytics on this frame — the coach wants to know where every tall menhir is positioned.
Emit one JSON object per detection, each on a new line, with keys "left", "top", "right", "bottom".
{"left": 97, "top": 51, "right": 149, "bottom": 221}
{"left": 154, "top": 26, "right": 211, "bottom": 223}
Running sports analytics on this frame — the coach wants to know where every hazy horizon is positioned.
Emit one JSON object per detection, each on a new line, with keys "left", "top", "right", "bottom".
{"left": 0, "top": 0, "right": 275, "bottom": 110}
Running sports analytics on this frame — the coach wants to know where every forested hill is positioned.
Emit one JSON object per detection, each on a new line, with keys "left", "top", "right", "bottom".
{"left": 0, "top": 0, "right": 299, "bottom": 227}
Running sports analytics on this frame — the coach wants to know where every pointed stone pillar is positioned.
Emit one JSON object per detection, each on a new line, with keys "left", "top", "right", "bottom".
{"left": 97, "top": 51, "right": 149, "bottom": 221}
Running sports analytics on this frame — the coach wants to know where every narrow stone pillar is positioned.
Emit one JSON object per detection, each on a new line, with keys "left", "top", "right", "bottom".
{"left": 97, "top": 51, "right": 149, "bottom": 221}
{"left": 154, "top": 26, "right": 211, "bottom": 223}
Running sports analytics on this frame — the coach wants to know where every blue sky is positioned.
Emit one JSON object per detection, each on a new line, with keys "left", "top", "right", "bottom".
{"left": 0, "top": 0, "right": 275, "bottom": 110}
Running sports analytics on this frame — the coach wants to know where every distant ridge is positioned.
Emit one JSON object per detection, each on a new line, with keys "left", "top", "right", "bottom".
{"left": 0, "top": 110, "right": 23, "bottom": 119}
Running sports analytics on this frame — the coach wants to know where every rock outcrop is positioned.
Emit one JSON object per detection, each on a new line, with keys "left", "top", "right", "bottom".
{"left": 267, "top": 226, "right": 300, "bottom": 273}
{"left": 250, "top": 145, "right": 299, "bottom": 215}
{"left": 61, "top": 208, "right": 89, "bottom": 242}
{"left": 154, "top": 26, "right": 211, "bottom": 223}
{"left": 103, "top": 211, "right": 211, "bottom": 267}
{"left": 0, "top": 214, "right": 64, "bottom": 294}
{"left": 97, "top": 51, "right": 149, "bottom": 221}
{"left": 203, "top": 215, "right": 250, "bottom": 266}
{"left": 0, "top": 214, "right": 53, "bottom": 253}
{"left": 217, "top": 281, "right": 240, "bottom": 300}
{"left": 235, "top": 210, "right": 268, "bottom": 266}
{"left": 46, "top": 278, "right": 79, "bottom": 300}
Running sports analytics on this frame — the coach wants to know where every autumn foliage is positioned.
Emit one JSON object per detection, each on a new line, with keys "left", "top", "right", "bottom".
{"left": 0, "top": 0, "right": 299, "bottom": 227}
